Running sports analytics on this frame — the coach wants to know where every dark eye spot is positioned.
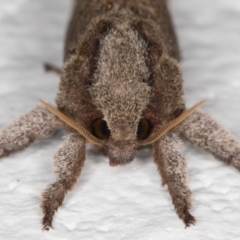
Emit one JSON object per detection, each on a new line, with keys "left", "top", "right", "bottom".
{"left": 91, "top": 118, "right": 111, "bottom": 140}
{"left": 137, "top": 118, "right": 152, "bottom": 140}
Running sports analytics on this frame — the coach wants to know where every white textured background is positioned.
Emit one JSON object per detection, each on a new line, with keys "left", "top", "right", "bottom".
{"left": 0, "top": 1, "right": 240, "bottom": 239}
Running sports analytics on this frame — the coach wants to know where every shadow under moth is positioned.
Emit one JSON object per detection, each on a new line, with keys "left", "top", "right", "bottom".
{"left": 1, "top": 0, "right": 240, "bottom": 231}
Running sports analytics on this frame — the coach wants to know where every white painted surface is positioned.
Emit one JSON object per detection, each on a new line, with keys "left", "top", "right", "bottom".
{"left": 0, "top": 1, "right": 240, "bottom": 239}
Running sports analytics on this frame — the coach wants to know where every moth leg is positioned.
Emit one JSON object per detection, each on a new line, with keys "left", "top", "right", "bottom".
{"left": 41, "top": 134, "right": 86, "bottom": 231}
{"left": 177, "top": 109, "right": 240, "bottom": 170}
{"left": 44, "top": 62, "right": 62, "bottom": 75}
{"left": 153, "top": 133, "right": 196, "bottom": 227}
{"left": 0, "top": 104, "right": 62, "bottom": 157}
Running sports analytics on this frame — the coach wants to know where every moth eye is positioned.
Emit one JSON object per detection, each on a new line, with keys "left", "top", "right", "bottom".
{"left": 137, "top": 118, "right": 152, "bottom": 140}
{"left": 91, "top": 118, "right": 111, "bottom": 140}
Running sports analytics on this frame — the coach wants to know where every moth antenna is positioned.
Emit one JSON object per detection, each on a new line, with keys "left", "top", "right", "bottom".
{"left": 139, "top": 100, "right": 205, "bottom": 146}
{"left": 40, "top": 100, "right": 103, "bottom": 146}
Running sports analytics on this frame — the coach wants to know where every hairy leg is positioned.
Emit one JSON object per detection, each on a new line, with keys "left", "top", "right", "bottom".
{"left": 153, "top": 133, "right": 195, "bottom": 227}
{"left": 0, "top": 104, "right": 62, "bottom": 157}
{"left": 41, "top": 134, "right": 86, "bottom": 231}
{"left": 177, "top": 109, "right": 240, "bottom": 170}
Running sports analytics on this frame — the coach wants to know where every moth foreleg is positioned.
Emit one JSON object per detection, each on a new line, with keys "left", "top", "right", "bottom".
{"left": 0, "top": 104, "right": 62, "bottom": 157}
{"left": 41, "top": 134, "right": 86, "bottom": 231}
{"left": 153, "top": 133, "right": 196, "bottom": 227}
{"left": 177, "top": 109, "right": 240, "bottom": 170}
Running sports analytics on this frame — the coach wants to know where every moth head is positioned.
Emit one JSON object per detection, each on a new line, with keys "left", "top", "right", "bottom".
{"left": 88, "top": 97, "right": 153, "bottom": 166}
{"left": 88, "top": 80, "right": 152, "bottom": 166}
{"left": 90, "top": 117, "right": 153, "bottom": 166}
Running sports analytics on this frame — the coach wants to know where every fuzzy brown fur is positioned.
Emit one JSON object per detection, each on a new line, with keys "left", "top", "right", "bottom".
{"left": 1, "top": 0, "right": 240, "bottom": 230}
{"left": 41, "top": 134, "right": 86, "bottom": 230}
{"left": 177, "top": 110, "right": 240, "bottom": 168}
{"left": 0, "top": 104, "right": 62, "bottom": 157}
{"left": 154, "top": 133, "right": 195, "bottom": 227}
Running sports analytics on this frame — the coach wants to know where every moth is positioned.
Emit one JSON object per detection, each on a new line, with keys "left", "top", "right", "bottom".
{"left": 1, "top": 0, "right": 240, "bottom": 231}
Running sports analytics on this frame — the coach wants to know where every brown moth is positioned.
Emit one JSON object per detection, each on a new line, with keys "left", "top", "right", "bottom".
{"left": 1, "top": 0, "right": 240, "bottom": 231}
